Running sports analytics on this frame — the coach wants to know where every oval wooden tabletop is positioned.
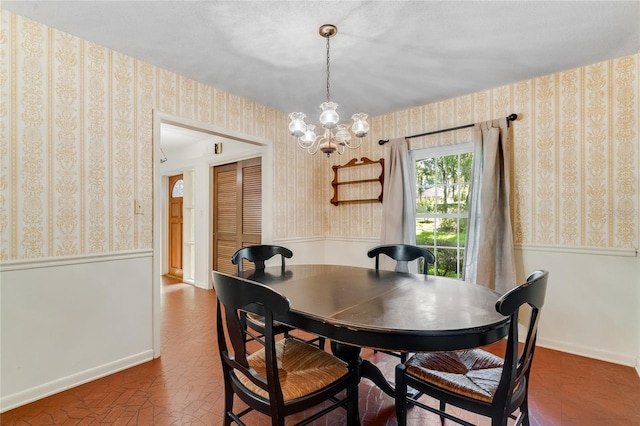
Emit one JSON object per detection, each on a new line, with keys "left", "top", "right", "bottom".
{"left": 241, "top": 264, "right": 510, "bottom": 352}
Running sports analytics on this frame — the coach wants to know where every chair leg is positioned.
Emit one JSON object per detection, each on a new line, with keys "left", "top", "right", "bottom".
{"left": 395, "top": 365, "right": 408, "bottom": 426}
{"left": 223, "top": 374, "right": 234, "bottom": 426}
{"left": 520, "top": 397, "right": 530, "bottom": 426}
{"left": 439, "top": 401, "right": 446, "bottom": 426}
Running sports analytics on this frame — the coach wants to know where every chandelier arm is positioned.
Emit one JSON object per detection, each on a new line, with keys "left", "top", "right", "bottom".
{"left": 307, "top": 142, "right": 321, "bottom": 155}
{"left": 296, "top": 138, "right": 312, "bottom": 150}
{"left": 345, "top": 138, "right": 362, "bottom": 149}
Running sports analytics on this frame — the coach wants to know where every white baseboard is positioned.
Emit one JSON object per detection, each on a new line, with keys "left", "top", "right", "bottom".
{"left": 192, "top": 279, "right": 210, "bottom": 290}
{"left": 518, "top": 324, "right": 639, "bottom": 371}
{"left": 0, "top": 350, "right": 154, "bottom": 413}
{"left": 536, "top": 337, "right": 636, "bottom": 367}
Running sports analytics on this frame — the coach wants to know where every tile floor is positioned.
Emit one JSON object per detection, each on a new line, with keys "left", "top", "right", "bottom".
{"left": 2, "top": 276, "right": 639, "bottom": 425}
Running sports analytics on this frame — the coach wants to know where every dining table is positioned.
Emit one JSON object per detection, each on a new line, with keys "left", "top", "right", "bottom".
{"left": 239, "top": 263, "right": 510, "bottom": 397}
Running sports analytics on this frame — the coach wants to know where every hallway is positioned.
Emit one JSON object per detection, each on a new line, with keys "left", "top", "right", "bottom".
{"left": 2, "top": 276, "right": 639, "bottom": 425}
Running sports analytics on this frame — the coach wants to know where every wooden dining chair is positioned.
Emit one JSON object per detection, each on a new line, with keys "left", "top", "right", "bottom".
{"left": 212, "top": 270, "right": 360, "bottom": 426}
{"left": 395, "top": 270, "right": 549, "bottom": 426}
{"left": 367, "top": 244, "right": 435, "bottom": 362}
{"left": 367, "top": 244, "right": 435, "bottom": 275}
{"left": 231, "top": 244, "right": 293, "bottom": 273}
{"left": 231, "top": 245, "right": 325, "bottom": 350}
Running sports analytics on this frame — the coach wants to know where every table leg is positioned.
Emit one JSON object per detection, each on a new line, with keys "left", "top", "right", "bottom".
{"left": 330, "top": 341, "right": 396, "bottom": 398}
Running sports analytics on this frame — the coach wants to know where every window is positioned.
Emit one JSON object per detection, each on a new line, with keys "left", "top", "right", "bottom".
{"left": 412, "top": 143, "right": 473, "bottom": 278}
{"left": 171, "top": 179, "right": 184, "bottom": 198}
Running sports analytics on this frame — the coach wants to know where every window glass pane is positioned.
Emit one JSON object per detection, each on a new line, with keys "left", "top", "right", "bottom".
{"left": 443, "top": 184, "right": 456, "bottom": 214}
{"left": 459, "top": 218, "right": 468, "bottom": 245}
{"left": 460, "top": 152, "right": 473, "bottom": 181}
{"left": 435, "top": 247, "right": 462, "bottom": 278}
{"left": 459, "top": 183, "right": 471, "bottom": 211}
{"left": 172, "top": 179, "right": 184, "bottom": 198}
{"left": 434, "top": 157, "right": 444, "bottom": 184}
{"left": 436, "top": 218, "right": 458, "bottom": 247}
{"left": 416, "top": 218, "right": 435, "bottom": 247}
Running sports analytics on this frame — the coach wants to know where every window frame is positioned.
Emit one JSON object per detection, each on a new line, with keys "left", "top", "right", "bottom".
{"left": 410, "top": 142, "right": 473, "bottom": 278}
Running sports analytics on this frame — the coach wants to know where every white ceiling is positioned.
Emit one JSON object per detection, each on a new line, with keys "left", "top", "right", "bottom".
{"left": 4, "top": 1, "right": 640, "bottom": 129}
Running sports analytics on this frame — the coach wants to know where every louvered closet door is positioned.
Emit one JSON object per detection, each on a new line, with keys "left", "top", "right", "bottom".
{"left": 213, "top": 157, "right": 262, "bottom": 274}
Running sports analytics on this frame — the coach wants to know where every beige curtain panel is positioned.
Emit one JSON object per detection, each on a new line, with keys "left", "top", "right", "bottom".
{"left": 379, "top": 138, "right": 417, "bottom": 273}
{"left": 464, "top": 118, "right": 516, "bottom": 293}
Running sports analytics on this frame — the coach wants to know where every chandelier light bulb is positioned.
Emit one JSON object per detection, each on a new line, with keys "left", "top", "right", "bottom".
{"left": 288, "top": 112, "right": 307, "bottom": 138}
{"left": 319, "top": 102, "right": 339, "bottom": 129}
{"left": 334, "top": 124, "right": 351, "bottom": 144}
{"left": 299, "top": 124, "right": 317, "bottom": 148}
{"left": 351, "top": 113, "right": 370, "bottom": 138}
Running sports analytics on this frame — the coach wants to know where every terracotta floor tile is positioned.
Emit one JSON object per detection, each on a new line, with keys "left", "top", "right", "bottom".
{"left": 2, "top": 276, "right": 639, "bottom": 425}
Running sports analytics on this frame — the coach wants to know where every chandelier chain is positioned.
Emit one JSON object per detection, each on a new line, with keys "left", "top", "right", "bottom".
{"left": 326, "top": 35, "right": 331, "bottom": 103}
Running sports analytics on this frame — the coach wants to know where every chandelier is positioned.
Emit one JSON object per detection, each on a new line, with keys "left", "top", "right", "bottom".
{"left": 288, "top": 24, "right": 369, "bottom": 157}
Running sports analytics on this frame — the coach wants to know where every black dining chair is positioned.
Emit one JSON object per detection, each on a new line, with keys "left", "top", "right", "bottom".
{"left": 231, "top": 245, "right": 325, "bottom": 350}
{"left": 367, "top": 244, "right": 435, "bottom": 275}
{"left": 395, "top": 270, "right": 549, "bottom": 426}
{"left": 231, "top": 244, "right": 293, "bottom": 273}
{"left": 367, "top": 244, "right": 435, "bottom": 362}
{"left": 212, "top": 270, "right": 360, "bottom": 426}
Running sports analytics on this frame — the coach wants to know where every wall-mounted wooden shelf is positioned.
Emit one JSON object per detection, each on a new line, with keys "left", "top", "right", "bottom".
{"left": 331, "top": 157, "right": 384, "bottom": 206}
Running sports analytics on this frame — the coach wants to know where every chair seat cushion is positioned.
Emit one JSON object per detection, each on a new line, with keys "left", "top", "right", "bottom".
{"left": 405, "top": 349, "right": 504, "bottom": 403}
{"left": 237, "top": 338, "right": 349, "bottom": 401}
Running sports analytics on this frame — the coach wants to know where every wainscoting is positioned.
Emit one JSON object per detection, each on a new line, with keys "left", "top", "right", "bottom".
{"left": 2, "top": 276, "right": 638, "bottom": 425}
{"left": 0, "top": 250, "right": 154, "bottom": 412}
{"left": 1, "top": 240, "right": 637, "bottom": 413}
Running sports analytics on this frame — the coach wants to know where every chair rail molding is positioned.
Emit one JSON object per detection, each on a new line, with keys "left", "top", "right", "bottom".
{"left": 0, "top": 249, "right": 153, "bottom": 271}
{"left": 514, "top": 243, "right": 637, "bottom": 257}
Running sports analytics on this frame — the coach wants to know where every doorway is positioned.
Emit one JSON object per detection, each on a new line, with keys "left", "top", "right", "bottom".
{"left": 168, "top": 174, "right": 184, "bottom": 279}
{"left": 153, "top": 110, "right": 274, "bottom": 358}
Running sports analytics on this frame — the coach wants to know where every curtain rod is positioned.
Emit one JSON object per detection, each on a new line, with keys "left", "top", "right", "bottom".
{"left": 378, "top": 113, "right": 518, "bottom": 145}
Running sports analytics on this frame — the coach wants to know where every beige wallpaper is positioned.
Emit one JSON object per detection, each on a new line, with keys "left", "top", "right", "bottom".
{"left": 2, "top": 10, "right": 638, "bottom": 261}
{"left": 328, "top": 53, "right": 639, "bottom": 250}
{"left": 0, "top": 10, "right": 324, "bottom": 261}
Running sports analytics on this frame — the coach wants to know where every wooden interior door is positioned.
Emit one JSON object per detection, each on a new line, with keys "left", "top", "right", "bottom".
{"left": 168, "top": 174, "right": 183, "bottom": 278}
{"left": 213, "top": 157, "right": 262, "bottom": 274}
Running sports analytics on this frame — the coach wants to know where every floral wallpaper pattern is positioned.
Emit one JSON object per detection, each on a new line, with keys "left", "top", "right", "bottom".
{"left": 0, "top": 10, "right": 323, "bottom": 260}
{"left": 336, "top": 53, "right": 638, "bottom": 250}
{"left": 1, "top": 10, "right": 638, "bottom": 262}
